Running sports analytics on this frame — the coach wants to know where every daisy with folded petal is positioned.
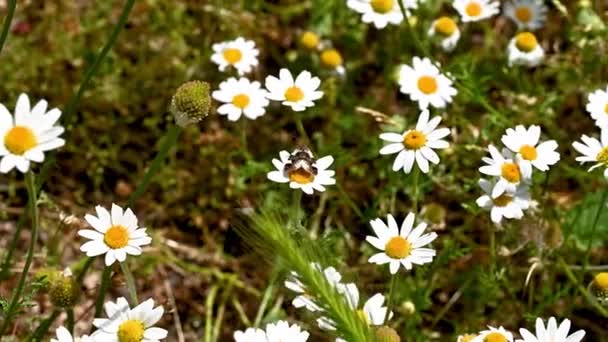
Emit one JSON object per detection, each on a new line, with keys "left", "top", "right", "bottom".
{"left": 471, "top": 326, "right": 514, "bottom": 342}
{"left": 284, "top": 264, "right": 343, "bottom": 312}
{"left": 265, "top": 321, "right": 310, "bottom": 342}
{"left": 265, "top": 69, "right": 323, "bottom": 111}
{"left": 479, "top": 145, "right": 530, "bottom": 198}
{"left": 0, "top": 93, "right": 65, "bottom": 173}
{"left": 92, "top": 297, "right": 167, "bottom": 341}
{"left": 267, "top": 147, "right": 336, "bottom": 195}
{"left": 476, "top": 179, "right": 531, "bottom": 224}
{"left": 366, "top": 213, "right": 438, "bottom": 274}
{"left": 585, "top": 85, "right": 608, "bottom": 129}
{"left": 320, "top": 48, "right": 345, "bottom": 75}
{"left": 52, "top": 327, "right": 91, "bottom": 342}
{"left": 503, "top": 0, "right": 547, "bottom": 30}
{"left": 508, "top": 32, "right": 544, "bottom": 67}
{"left": 573, "top": 128, "right": 608, "bottom": 178}
{"left": 453, "top": 0, "right": 500, "bottom": 22}
{"left": 233, "top": 327, "right": 266, "bottom": 342}
{"left": 379, "top": 110, "right": 450, "bottom": 174}
{"left": 79, "top": 204, "right": 152, "bottom": 266}
{"left": 517, "top": 317, "right": 585, "bottom": 342}
{"left": 428, "top": 16, "right": 461, "bottom": 52}
{"left": 346, "top": 0, "right": 417, "bottom": 29}
{"left": 398, "top": 57, "right": 457, "bottom": 109}
{"left": 501, "top": 125, "right": 560, "bottom": 174}
{"left": 212, "top": 78, "right": 269, "bottom": 121}
{"left": 211, "top": 37, "right": 259, "bottom": 75}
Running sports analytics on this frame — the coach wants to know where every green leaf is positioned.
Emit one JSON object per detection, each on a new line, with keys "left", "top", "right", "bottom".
{"left": 564, "top": 191, "right": 608, "bottom": 250}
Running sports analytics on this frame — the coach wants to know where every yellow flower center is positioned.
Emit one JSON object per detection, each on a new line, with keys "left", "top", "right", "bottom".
{"left": 385, "top": 236, "right": 412, "bottom": 259}
{"left": 371, "top": 0, "right": 394, "bottom": 14}
{"left": 465, "top": 2, "right": 482, "bottom": 17}
{"left": 501, "top": 162, "right": 521, "bottom": 183}
{"left": 515, "top": 32, "right": 538, "bottom": 52}
{"left": 300, "top": 31, "right": 320, "bottom": 50}
{"left": 117, "top": 319, "right": 145, "bottom": 342}
{"left": 232, "top": 93, "right": 250, "bottom": 109}
{"left": 222, "top": 48, "right": 242, "bottom": 64}
{"left": 103, "top": 225, "right": 130, "bottom": 249}
{"left": 594, "top": 272, "right": 608, "bottom": 289}
{"left": 597, "top": 146, "right": 608, "bottom": 165}
{"left": 4, "top": 126, "right": 37, "bottom": 155}
{"left": 514, "top": 6, "right": 532, "bottom": 23}
{"left": 604, "top": 103, "right": 608, "bottom": 114}
{"left": 519, "top": 144, "right": 537, "bottom": 161}
{"left": 493, "top": 194, "right": 513, "bottom": 207}
{"left": 320, "top": 49, "right": 343, "bottom": 68}
{"left": 417, "top": 76, "right": 438, "bottom": 95}
{"left": 434, "top": 17, "right": 457, "bottom": 36}
{"left": 484, "top": 332, "right": 507, "bottom": 342}
{"left": 284, "top": 86, "right": 304, "bottom": 102}
{"left": 403, "top": 130, "right": 427, "bottom": 150}
{"left": 356, "top": 309, "right": 370, "bottom": 324}
{"left": 288, "top": 169, "right": 315, "bottom": 184}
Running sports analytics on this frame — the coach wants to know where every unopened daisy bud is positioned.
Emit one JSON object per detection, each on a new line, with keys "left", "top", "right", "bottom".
{"left": 591, "top": 272, "right": 608, "bottom": 302}
{"left": 49, "top": 268, "right": 80, "bottom": 308}
{"left": 375, "top": 326, "right": 401, "bottom": 342}
{"left": 320, "top": 49, "right": 344, "bottom": 74}
{"left": 170, "top": 80, "right": 211, "bottom": 127}
{"left": 300, "top": 31, "right": 320, "bottom": 50}
{"left": 400, "top": 300, "right": 416, "bottom": 315}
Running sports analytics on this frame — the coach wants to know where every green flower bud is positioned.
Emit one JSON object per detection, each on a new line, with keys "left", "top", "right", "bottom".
{"left": 49, "top": 269, "right": 80, "bottom": 308}
{"left": 375, "top": 326, "right": 401, "bottom": 342}
{"left": 170, "top": 80, "right": 211, "bottom": 127}
{"left": 34, "top": 268, "right": 61, "bottom": 290}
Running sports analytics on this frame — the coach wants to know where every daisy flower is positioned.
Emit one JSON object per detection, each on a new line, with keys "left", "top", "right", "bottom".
{"left": 346, "top": 0, "right": 417, "bottom": 29}
{"left": 319, "top": 48, "right": 345, "bottom": 75}
{"left": 572, "top": 128, "right": 608, "bottom": 177}
{"left": 453, "top": 0, "right": 500, "bottom": 22}
{"left": 284, "top": 264, "right": 344, "bottom": 312}
{"left": 503, "top": 0, "right": 547, "bottom": 30}
{"left": 585, "top": 85, "right": 608, "bottom": 129}
{"left": 212, "top": 77, "right": 269, "bottom": 121}
{"left": 508, "top": 32, "right": 544, "bottom": 67}
{"left": 366, "top": 213, "right": 438, "bottom": 274}
{"left": 92, "top": 297, "right": 167, "bottom": 341}
{"left": 471, "top": 326, "right": 514, "bottom": 342}
{"left": 517, "top": 317, "right": 585, "bottom": 342}
{"left": 265, "top": 321, "right": 310, "bottom": 342}
{"left": 0, "top": 93, "right": 65, "bottom": 173}
{"left": 476, "top": 179, "right": 531, "bottom": 224}
{"left": 501, "top": 125, "right": 560, "bottom": 174}
{"left": 398, "top": 57, "right": 457, "bottom": 110}
{"left": 211, "top": 37, "right": 259, "bottom": 75}
{"left": 233, "top": 327, "right": 266, "bottom": 342}
{"left": 591, "top": 272, "right": 608, "bottom": 302}
{"left": 52, "top": 327, "right": 92, "bottom": 342}
{"left": 265, "top": 69, "right": 323, "bottom": 111}
{"left": 267, "top": 147, "right": 336, "bottom": 195}
{"left": 479, "top": 145, "right": 530, "bottom": 198}
{"left": 428, "top": 16, "right": 461, "bottom": 52}
{"left": 457, "top": 334, "right": 477, "bottom": 342}
{"left": 379, "top": 110, "right": 450, "bottom": 174}
{"left": 79, "top": 204, "right": 152, "bottom": 266}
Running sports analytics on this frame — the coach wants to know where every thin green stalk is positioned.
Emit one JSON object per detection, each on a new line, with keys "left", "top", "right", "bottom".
{"left": 295, "top": 116, "right": 311, "bottom": 146}
{"left": 30, "top": 309, "right": 61, "bottom": 341}
{"left": 411, "top": 167, "right": 420, "bottom": 213}
{"left": 0, "top": 0, "right": 16, "bottom": 55}
{"left": 253, "top": 281, "right": 276, "bottom": 328}
{"left": 120, "top": 262, "right": 139, "bottom": 305}
{"left": 582, "top": 189, "right": 608, "bottom": 275}
{"left": 0, "top": 171, "right": 40, "bottom": 336}
{"left": 67, "top": 309, "right": 75, "bottom": 334}
{"left": 383, "top": 273, "right": 397, "bottom": 324}
{"left": 490, "top": 226, "right": 496, "bottom": 273}
{"left": 205, "top": 285, "right": 219, "bottom": 342}
{"left": 0, "top": 200, "right": 29, "bottom": 280}
{"left": 94, "top": 266, "right": 113, "bottom": 318}
{"left": 397, "top": 0, "right": 429, "bottom": 57}
{"left": 559, "top": 257, "right": 608, "bottom": 317}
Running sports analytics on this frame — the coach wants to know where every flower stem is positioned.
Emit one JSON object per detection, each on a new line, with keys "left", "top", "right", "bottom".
{"left": 0, "top": 0, "right": 17, "bottom": 55}
{"left": 295, "top": 116, "right": 311, "bottom": 146}
{"left": 490, "top": 226, "right": 496, "bottom": 273}
{"left": 94, "top": 266, "right": 113, "bottom": 318}
{"left": 583, "top": 189, "right": 608, "bottom": 276}
{"left": 411, "top": 167, "right": 420, "bottom": 213}
{"left": 558, "top": 257, "right": 608, "bottom": 318}
{"left": 383, "top": 273, "right": 397, "bottom": 324}
{"left": 0, "top": 204, "right": 28, "bottom": 280}
{"left": 30, "top": 309, "right": 61, "bottom": 341}
{"left": 67, "top": 309, "right": 75, "bottom": 334}
{"left": 120, "top": 262, "right": 139, "bottom": 305}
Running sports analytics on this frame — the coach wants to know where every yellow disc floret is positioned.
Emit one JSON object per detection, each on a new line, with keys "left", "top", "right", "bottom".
{"left": 514, "top": 6, "right": 532, "bottom": 23}
{"left": 604, "top": 103, "right": 608, "bottom": 114}
{"left": 484, "top": 332, "right": 507, "bottom": 342}
{"left": 403, "top": 130, "right": 427, "bottom": 150}
{"left": 519, "top": 145, "right": 538, "bottom": 161}
{"left": 117, "top": 319, "right": 145, "bottom": 342}
{"left": 501, "top": 162, "right": 521, "bottom": 183}
{"left": 4, "top": 126, "right": 37, "bottom": 155}
{"left": 594, "top": 273, "right": 608, "bottom": 289}
{"left": 320, "top": 49, "right": 343, "bottom": 68}
{"left": 385, "top": 236, "right": 412, "bottom": 259}
{"left": 434, "top": 17, "right": 457, "bottom": 37}
{"left": 288, "top": 169, "right": 315, "bottom": 184}
{"left": 223, "top": 48, "right": 242, "bottom": 64}
{"left": 232, "top": 94, "right": 250, "bottom": 109}
{"left": 493, "top": 195, "right": 513, "bottom": 207}
{"left": 515, "top": 32, "right": 538, "bottom": 52}
{"left": 371, "top": 0, "right": 394, "bottom": 14}
{"left": 417, "top": 76, "right": 438, "bottom": 94}
{"left": 300, "top": 31, "right": 320, "bottom": 50}
{"left": 597, "top": 146, "right": 608, "bottom": 165}
{"left": 284, "top": 86, "right": 304, "bottom": 102}
{"left": 465, "top": 2, "right": 482, "bottom": 17}
{"left": 104, "top": 225, "right": 130, "bottom": 249}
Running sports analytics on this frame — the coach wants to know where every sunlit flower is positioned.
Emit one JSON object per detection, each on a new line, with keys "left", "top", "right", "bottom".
{"left": 516, "top": 317, "right": 585, "bottom": 342}
{"left": 453, "top": 0, "right": 500, "bottom": 22}
{"left": 265, "top": 321, "right": 310, "bottom": 342}
{"left": 92, "top": 297, "right": 167, "bottom": 341}
{"left": 379, "top": 110, "right": 450, "bottom": 174}
{"left": 300, "top": 31, "right": 321, "bottom": 50}
{"left": 211, "top": 37, "right": 259, "bottom": 75}
{"left": 398, "top": 57, "right": 457, "bottom": 110}
{"left": 428, "top": 16, "right": 461, "bottom": 52}
{"left": 265, "top": 69, "right": 323, "bottom": 111}
{"left": 503, "top": 0, "right": 547, "bottom": 30}
{"left": 346, "top": 0, "right": 417, "bottom": 29}
{"left": 320, "top": 48, "right": 345, "bottom": 75}
{"left": 501, "top": 125, "right": 560, "bottom": 174}
{"left": 285, "top": 264, "right": 343, "bottom": 312}
{"left": 585, "top": 85, "right": 608, "bottom": 129}
{"left": 267, "top": 147, "right": 335, "bottom": 195}
{"left": 471, "top": 326, "right": 514, "bottom": 342}
{"left": 212, "top": 77, "right": 269, "bottom": 121}
{"left": 233, "top": 327, "right": 266, "bottom": 342}
{"left": 476, "top": 179, "right": 531, "bottom": 224}
{"left": 479, "top": 145, "right": 530, "bottom": 198}
{"left": 572, "top": 128, "right": 608, "bottom": 178}
{"left": 79, "top": 204, "right": 152, "bottom": 266}
{"left": 366, "top": 213, "right": 438, "bottom": 274}
{"left": 51, "top": 327, "right": 91, "bottom": 342}
{"left": 0, "top": 93, "right": 65, "bottom": 173}
{"left": 508, "top": 32, "right": 544, "bottom": 67}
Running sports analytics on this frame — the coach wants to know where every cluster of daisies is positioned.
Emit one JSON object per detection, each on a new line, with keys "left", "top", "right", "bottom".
{"left": 456, "top": 316, "right": 585, "bottom": 342}
{"left": 573, "top": 84, "right": 608, "bottom": 178}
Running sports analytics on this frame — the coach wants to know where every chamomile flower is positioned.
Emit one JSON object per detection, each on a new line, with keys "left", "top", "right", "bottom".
{"left": 92, "top": 297, "right": 167, "bottom": 341}
{"left": 346, "top": 0, "right": 417, "bottom": 29}
{"left": 585, "top": 85, "right": 608, "bottom": 129}
{"left": 501, "top": 125, "right": 560, "bottom": 174}
{"left": 471, "top": 326, "right": 514, "bottom": 342}
{"left": 265, "top": 321, "right": 310, "bottom": 342}
{"left": 453, "top": 0, "right": 500, "bottom": 22}
{"left": 508, "top": 32, "right": 544, "bottom": 67}
{"left": 79, "top": 204, "right": 152, "bottom": 266}
{"left": 379, "top": 110, "right": 451, "bottom": 174}
{"left": 267, "top": 148, "right": 336, "bottom": 195}
{"left": 428, "top": 16, "right": 461, "bottom": 52}
{"left": 366, "top": 213, "right": 438, "bottom": 274}
{"left": 479, "top": 145, "right": 530, "bottom": 198}
{"left": 233, "top": 327, "right": 266, "bottom": 342}
{"left": 503, "top": 0, "right": 547, "bottom": 30}
{"left": 476, "top": 179, "right": 531, "bottom": 224}
{"left": 320, "top": 48, "right": 345, "bottom": 75}
{"left": 265, "top": 69, "right": 323, "bottom": 111}
{"left": 52, "top": 327, "right": 91, "bottom": 342}
{"left": 572, "top": 128, "right": 608, "bottom": 178}
{"left": 516, "top": 317, "right": 585, "bottom": 342}
{"left": 285, "top": 264, "right": 343, "bottom": 312}
{"left": 211, "top": 37, "right": 259, "bottom": 75}
{"left": 317, "top": 289, "right": 391, "bottom": 332}
{"left": 212, "top": 78, "right": 269, "bottom": 121}
{"left": 0, "top": 93, "right": 65, "bottom": 173}
{"left": 398, "top": 57, "right": 457, "bottom": 109}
